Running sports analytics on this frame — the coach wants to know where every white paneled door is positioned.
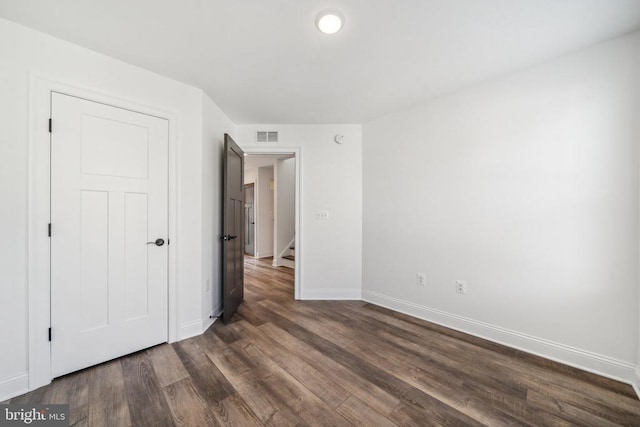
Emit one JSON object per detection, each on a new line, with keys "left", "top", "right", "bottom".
{"left": 50, "top": 93, "right": 169, "bottom": 377}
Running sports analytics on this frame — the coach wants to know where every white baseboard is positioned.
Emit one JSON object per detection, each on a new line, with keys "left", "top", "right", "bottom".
{"left": 633, "top": 367, "right": 640, "bottom": 399}
{"left": 213, "top": 305, "right": 223, "bottom": 318}
{"left": 362, "top": 290, "right": 638, "bottom": 391}
{"left": 301, "top": 288, "right": 361, "bottom": 300}
{"left": 180, "top": 306, "right": 223, "bottom": 340}
{"left": 201, "top": 314, "right": 215, "bottom": 334}
{"left": 178, "top": 319, "right": 203, "bottom": 340}
{"left": 205, "top": 305, "right": 223, "bottom": 332}
{"left": 272, "top": 257, "right": 294, "bottom": 269}
{"left": 280, "top": 258, "right": 294, "bottom": 269}
{"left": 255, "top": 251, "right": 273, "bottom": 258}
{"left": 0, "top": 372, "right": 29, "bottom": 402}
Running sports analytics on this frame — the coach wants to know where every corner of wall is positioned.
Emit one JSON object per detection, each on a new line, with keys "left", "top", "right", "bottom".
{"left": 631, "top": 367, "right": 640, "bottom": 399}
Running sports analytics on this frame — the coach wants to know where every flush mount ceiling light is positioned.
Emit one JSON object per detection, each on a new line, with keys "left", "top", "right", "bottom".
{"left": 316, "top": 9, "right": 344, "bottom": 34}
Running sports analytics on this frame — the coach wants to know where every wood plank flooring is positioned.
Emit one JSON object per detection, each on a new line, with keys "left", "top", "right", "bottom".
{"left": 6, "top": 256, "right": 640, "bottom": 426}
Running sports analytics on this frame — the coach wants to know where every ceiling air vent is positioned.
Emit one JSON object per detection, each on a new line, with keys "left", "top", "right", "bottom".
{"left": 256, "top": 131, "right": 278, "bottom": 143}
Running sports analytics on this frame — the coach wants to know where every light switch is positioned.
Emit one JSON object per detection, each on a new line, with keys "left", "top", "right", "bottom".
{"left": 316, "top": 209, "right": 329, "bottom": 220}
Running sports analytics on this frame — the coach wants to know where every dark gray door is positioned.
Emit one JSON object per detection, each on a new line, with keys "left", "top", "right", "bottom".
{"left": 222, "top": 134, "right": 244, "bottom": 323}
{"left": 244, "top": 183, "right": 255, "bottom": 256}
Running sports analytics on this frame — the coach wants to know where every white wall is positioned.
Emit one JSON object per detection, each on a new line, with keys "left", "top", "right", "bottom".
{"left": 201, "top": 93, "right": 236, "bottom": 327}
{"left": 274, "top": 158, "right": 295, "bottom": 263}
{"left": 244, "top": 168, "right": 257, "bottom": 185}
{"left": 236, "top": 125, "right": 362, "bottom": 299}
{"left": 257, "top": 166, "right": 274, "bottom": 258}
{"left": 0, "top": 17, "right": 224, "bottom": 399}
{"left": 363, "top": 33, "right": 640, "bottom": 383}
{"left": 637, "top": 36, "right": 640, "bottom": 391}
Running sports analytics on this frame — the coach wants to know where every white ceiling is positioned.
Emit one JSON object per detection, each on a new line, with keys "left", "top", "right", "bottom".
{"left": 1, "top": 0, "right": 640, "bottom": 124}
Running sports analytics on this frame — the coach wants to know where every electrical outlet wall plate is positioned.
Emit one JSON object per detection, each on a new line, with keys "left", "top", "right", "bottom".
{"left": 417, "top": 273, "right": 426, "bottom": 286}
{"left": 456, "top": 280, "right": 467, "bottom": 294}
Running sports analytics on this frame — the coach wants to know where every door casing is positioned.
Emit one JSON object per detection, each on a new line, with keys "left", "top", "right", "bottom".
{"left": 28, "top": 75, "right": 178, "bottom": 392}
{"left": 242, "top": 147, "right": 301, "bottom": 299}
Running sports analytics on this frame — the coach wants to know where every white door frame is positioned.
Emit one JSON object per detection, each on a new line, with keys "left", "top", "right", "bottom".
{"left": 27, "top": 74, "right": 178, "bottom": 391}
{"left": 242, "top": 147, "right": 302, "bottom": 299}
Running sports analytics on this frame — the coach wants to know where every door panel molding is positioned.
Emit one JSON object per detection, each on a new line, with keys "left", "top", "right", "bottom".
{"left": 28, "top": 74, "right": 179, "bottom": 391}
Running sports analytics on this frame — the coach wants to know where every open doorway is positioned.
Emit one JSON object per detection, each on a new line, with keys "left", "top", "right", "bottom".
{"left": 244, "top": 183, "right": 255, "bottom": 256}
{"left": 243, "top": 152, "right": 299, "bottom": 298}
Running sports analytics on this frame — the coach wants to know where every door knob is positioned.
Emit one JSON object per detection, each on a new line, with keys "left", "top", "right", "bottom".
{"left": 222, "top": 235, "right": 238, "bottom": 241}
{"left": 147, "top": 238, "right": 165, "bottom": 246}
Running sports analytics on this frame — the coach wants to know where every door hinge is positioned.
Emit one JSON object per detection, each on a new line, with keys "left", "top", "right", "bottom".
{"left": 48, "top": 223, "right": 51, "bottom": 237}
{"left": 48, "top": 328, "right": 52, "bottom": 342}
{"left": 48, "top": 118, "right": 52, "bottom": 133}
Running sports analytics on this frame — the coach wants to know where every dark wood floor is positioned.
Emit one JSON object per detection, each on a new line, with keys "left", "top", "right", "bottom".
{"left": 6, "top": 256, "right": 640, "bottom": 426}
